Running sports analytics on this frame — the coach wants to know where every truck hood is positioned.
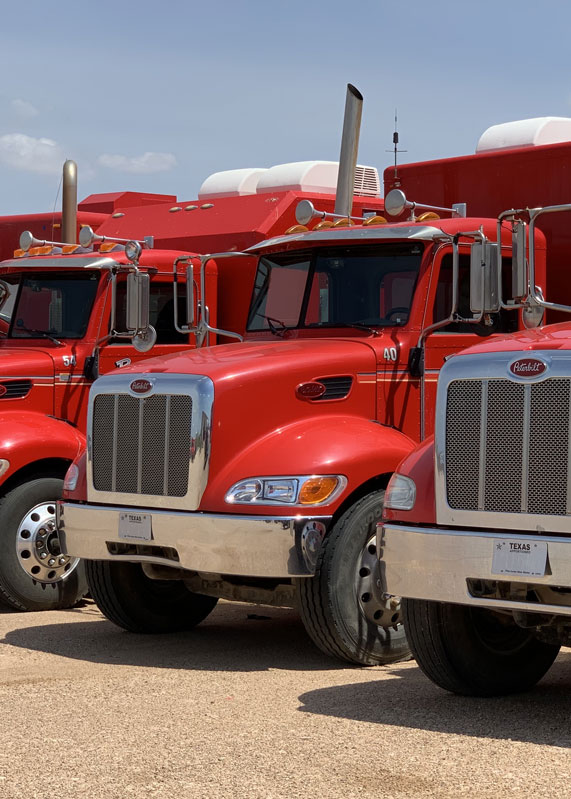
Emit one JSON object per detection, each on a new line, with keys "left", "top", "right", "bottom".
{"left": 109, "top": 338, "right": 379, "bottom": 476}
{"left": 115, "top": 337, "right": 379, "bottom": 384}
{"left": 450, "top": 322, "right": 571, "bottom": 358}
{"left": 0, "top": 347, "right": 55, "bottom": 378}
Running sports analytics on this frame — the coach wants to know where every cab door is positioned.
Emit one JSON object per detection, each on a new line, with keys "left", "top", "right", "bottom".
{"left": 97, "top": 277, "right": 191, "bottom": 376}
{"left": 422, "top": 250, "right": 516, "bottom": 437}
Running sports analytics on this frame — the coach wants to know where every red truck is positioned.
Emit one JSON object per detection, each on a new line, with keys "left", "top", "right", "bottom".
{"left": 378, "top": 117, "right": 571, "bottom": 694}
{"left": 1, "top": 148, "right": 384, "bottom": 613}
{"left": 56, "top": 117, "right": 566, "bottom": 666}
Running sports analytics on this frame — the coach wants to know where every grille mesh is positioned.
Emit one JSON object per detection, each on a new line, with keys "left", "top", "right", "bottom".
{"left": 0, "top": 380, "right": 32, "bottom": 399}
{"left": 446, "top": 377, "right": 570, "bottom": 517}
{"left": 317, "top": 376, "right": 353, "bottom": 400}
{"left": 92, "top": 393, "right": 192, "bottom": 497}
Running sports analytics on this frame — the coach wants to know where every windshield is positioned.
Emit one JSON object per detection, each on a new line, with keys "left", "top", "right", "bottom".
{"left": 246, "top": 244, "right": 423, "bottom": 333}
{"left": 9, "top": 271, "right": 100, "bottom": 340}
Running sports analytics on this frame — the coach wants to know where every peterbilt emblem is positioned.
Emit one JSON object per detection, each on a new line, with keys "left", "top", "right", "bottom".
{"left": 296, "top": 381, "right": 326, "bottom": 400}
{"left": 509, "top": 357, "right": 547, "bottom": 378}
{"left": 129, "top": 378, "right": 153, "bottom": 394}
{"left": 0, "top": 385, "right": 6, "bottom": 398}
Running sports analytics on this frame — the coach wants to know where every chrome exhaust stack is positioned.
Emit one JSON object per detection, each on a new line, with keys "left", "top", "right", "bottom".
{"left": 62, "top": 159, "right": 77, "bottom": 244}
{"left": 334, "top": 84, "right": 363, "bottom": 218}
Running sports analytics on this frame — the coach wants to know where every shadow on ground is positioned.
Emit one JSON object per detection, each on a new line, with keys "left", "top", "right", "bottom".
{"left": 298, "top": 650, "right": 571, "bottom": 747}
{"left": 1, "top": 601, "right": 350, "bottom": 673}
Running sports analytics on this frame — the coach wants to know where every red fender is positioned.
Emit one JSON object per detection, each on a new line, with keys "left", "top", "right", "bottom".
{"left": 382, "top": 435, "right": 436, "bottom": 525}
{"left": 201, "top": 414, "right": 416, "bottom": 514}
{"left": 0, "top": 411, "right": 85, "bottom": 487}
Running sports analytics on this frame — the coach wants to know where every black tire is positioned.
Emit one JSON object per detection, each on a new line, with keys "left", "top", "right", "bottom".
{"left": 403, "top": 598, "right": 561, "bottom": 696}
{"left": 297, "top": 490, "right": 410, "bottom": 665}
{"left": 0, "top": 477, "right": 88, "bottom": 612}
{"left": 86, "top": 560, "right": 218, "bottom": 633}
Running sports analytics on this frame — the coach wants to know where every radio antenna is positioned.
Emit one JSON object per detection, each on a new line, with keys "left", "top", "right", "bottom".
{"left": 386, "top": 109, "right": 407, "bottom": 179}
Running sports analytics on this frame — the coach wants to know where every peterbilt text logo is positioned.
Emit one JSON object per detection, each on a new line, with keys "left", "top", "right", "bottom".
{"left": 509, "top": 358, "right": 547, "bottom": 378}
{"left": 0, "top": 385, "right": 6, "bottom": 398}
{"left": 129, "top": 379, "right": 153, "bottom": 394}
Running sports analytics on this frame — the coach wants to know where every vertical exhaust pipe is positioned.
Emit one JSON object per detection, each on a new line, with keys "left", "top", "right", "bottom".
{"left": 62, "top": 159, "right": 77, "bottom": 244}
{"left": 334, "top": 84, "right": 363, "bottom": 218}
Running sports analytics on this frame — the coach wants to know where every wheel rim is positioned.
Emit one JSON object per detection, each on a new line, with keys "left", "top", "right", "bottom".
{"left": 16, "top": 501, "right": 80, "bottom": 584}
{"left": 469, "top": 607, "right": 532, "bottom": 655}
{"left": 355, "top": 535, "right": 402, "bottom": 628}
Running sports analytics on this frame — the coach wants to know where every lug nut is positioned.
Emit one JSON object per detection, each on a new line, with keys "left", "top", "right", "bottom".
{"left": 48, "top": 558, "right": 56, "bottom": 566}
{"left": 40, "top": 552, "right": 48, "bottom": 559}
{"left": 59, "top": 557, "right": 66, "bottom": 565}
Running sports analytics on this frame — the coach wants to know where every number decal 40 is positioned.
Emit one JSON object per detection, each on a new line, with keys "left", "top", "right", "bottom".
{"left": 383, "top": 347, "right": 398, "bottom": 362}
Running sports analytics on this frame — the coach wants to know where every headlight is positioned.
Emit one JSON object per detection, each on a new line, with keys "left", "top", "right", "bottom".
{"left": 225, "top": 475, "right": 346, "bottom": 506}
{"left": 63, "top": 463, "right": 79, "bottom": 492}
{"left": 384, "top": 473, "right": 416, "bottom": 511}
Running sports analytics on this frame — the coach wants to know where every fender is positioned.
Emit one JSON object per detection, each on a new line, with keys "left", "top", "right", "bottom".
{"left": 0, "top": 411, "right": 85, "bottom": 487}
{"left": 201, "top": 414, "right": 416, "bottom": 514}
{"left": 382, "top": 435, "right": 436, "bottom": 525}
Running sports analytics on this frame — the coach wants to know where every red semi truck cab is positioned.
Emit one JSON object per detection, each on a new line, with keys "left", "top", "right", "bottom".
{"left": 58, "top": 198, "right": 539, "bottom": 665}
{"left": 0, "top": 159, "right": 385, "bottom": 613}
{"left": 379, "top": 203, "right": 571, "bottom": 695}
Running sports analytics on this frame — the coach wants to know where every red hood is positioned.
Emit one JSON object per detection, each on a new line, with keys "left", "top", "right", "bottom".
{"left": 454, "top": 322, "right": 571, "bottom": 358}
{"left": 112, "top": 337, "right": 379, "bottom": 383}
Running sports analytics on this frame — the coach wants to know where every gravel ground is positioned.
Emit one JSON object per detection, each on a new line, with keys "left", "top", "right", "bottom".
{"left": 0, "top": 599, "right": 570, "bottom": 799}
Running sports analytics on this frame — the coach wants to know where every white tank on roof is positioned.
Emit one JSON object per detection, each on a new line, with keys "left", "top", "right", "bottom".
{"left": 198, "top": 168, "right": 268, "bottom": 199}
{"left": 256, "top": 160, "right": 380, "bottom": 197}
{"left": 199, "top": 161, "right": 381, "bottom": 199}
{"left": 477, "top": 117, "right": 571, "bottom": 152}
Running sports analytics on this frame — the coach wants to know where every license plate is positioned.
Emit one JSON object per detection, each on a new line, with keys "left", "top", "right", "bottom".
{"left": 119, "top": 512, "right": 152, "bottom": 541}
{"left": 491, "top": 539, "right": 547, "bottom": 577}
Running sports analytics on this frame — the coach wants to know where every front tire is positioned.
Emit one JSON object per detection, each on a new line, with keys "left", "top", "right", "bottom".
{"left": 86, "top": 560, "right": 218, "bottom": 633}
{"left": 0, "top": 477, "right": 87, "bottom": 611}
{"left": 403, "top": 598, "right": 560, "bottom": 696}
{"left": 297, "top": 490, "right": 410, "bottom": 665}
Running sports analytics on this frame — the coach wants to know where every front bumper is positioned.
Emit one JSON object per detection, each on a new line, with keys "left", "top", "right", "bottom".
{"left": 58, "top": 502, "right": 331, "bottom": 578}
{"left": 379, "top": 523, "right": 571, "bottom": 617}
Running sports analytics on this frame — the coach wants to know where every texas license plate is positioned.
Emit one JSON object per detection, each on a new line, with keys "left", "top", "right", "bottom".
{"left": 491, "top": 539, "right": 547, "bottom": 577}
{"left": 119, "top": 512, "right": 152, "bottom": 541}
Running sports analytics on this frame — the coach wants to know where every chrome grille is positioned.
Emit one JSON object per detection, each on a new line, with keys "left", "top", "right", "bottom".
{"left": 446, "top": 378, "right": 571, "bottom": 516}
{"left": 92, "top": 393, "right": 192, "bottom": 497}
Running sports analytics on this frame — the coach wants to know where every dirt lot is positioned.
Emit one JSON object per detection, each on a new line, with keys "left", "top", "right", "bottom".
{"left": 0, "top": 599, "right": 570, "bottom": 799}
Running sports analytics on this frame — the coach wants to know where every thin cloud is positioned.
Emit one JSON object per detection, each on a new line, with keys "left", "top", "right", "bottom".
{"left": 97, "top": 151, "right": 177, "bottom": 174}
{"left": 0, "top": 133, "right": 65, "bottom": 175}
{"left": 11, "top": 98, "right": 40, "bottom": 119}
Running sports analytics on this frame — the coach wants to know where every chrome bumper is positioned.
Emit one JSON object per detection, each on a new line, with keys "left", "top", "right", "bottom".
{"left": 58, "top": 502, "right": 331, "bottom": 578}
{"left": 379, "top": 523, "right": 571, "bottom": 617}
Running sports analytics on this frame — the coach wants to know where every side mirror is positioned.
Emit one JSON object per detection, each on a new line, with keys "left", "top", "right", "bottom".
{"left": 126, "top": 272, "right": 150, "bottom": 332}
{"left": 470, "top": 241, "right": 500, "bottom": 314}
{"left": 511, "top": 222, "right": 527, "bottom": 300}
{"left": 186, "top": 264, "right": 196, "bottom": 328}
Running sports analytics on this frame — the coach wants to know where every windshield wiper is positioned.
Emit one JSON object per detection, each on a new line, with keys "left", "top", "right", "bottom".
{"left": 308, "top": 321, "right": 380, "bottom": 336}
{"left": 14, "top": 323, "right": 63, "bottom": 346}
{"left": 256, "top": 315, "right": 292, "bottom": 338}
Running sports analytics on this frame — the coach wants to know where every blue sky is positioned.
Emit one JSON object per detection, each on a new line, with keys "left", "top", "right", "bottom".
{"left": 1, "top": 0, "right": 570, "bottom": 213}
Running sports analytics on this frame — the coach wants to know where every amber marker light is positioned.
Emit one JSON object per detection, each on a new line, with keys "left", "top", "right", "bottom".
{"left": 298, "top": 477, "right": 341, "bottom": 505}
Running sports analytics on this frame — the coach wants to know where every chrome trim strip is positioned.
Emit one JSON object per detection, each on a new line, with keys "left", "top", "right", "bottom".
{"left": 1, "top": 256, "right": 119, "bottom": 270}
{"left": 478, "top": 380, "right": 487, "bottom": 511}
{"left": 59, "top": 502, "right": 332, "bottom": 578}
{"left": 87, "top": 373, "right": 214, "bottom": 510}
{"left": 380, "top": 523, "right": 571, "bottom": 616}
{"left": 521, "top": 384, "right": 531, "bottom": 513}
{"left": 435, "top": 350, "right": 571, "bottom": 533}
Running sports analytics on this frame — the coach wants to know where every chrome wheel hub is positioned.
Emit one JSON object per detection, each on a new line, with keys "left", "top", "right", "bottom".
{"left": 16, "top": 502, "right": 80, "bottom": 584}
{"left": 356, "top": 535, "right": 402, "bottom": 628}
